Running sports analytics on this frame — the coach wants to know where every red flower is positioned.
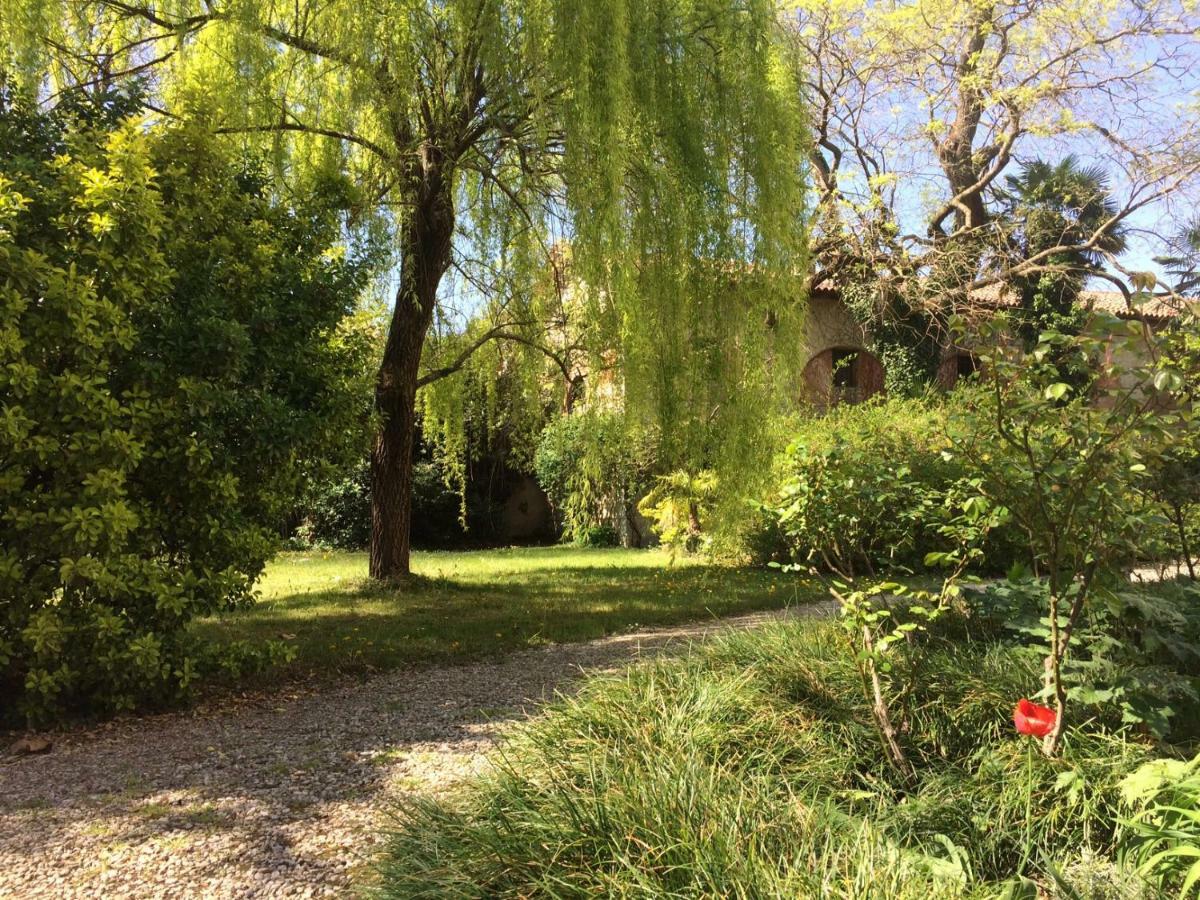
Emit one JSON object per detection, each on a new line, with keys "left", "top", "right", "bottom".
{"left": 1013, "top": 699, "right": 1056, "bottom": 738}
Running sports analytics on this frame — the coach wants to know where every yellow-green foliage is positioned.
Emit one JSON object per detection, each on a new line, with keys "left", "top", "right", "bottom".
{"left": 0, "top": 97, "right": 374, "bottom": 723}
{"left": 534, "top": 410, "right": 660, "bottom": 543}
{"left": 1120, "top": 753, "right": 1200, "bottom": 897}
{"left": 3, "top": 0, "right": 811, "bottom": 514}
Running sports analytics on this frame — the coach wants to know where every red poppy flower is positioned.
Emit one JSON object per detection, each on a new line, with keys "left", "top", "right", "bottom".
{"left": 1013, "top": 699, "right": 1056, "bottom": 738}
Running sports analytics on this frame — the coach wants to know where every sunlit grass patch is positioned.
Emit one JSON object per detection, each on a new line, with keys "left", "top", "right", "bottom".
{"left": 195, "top": 546, "right": 817, "bottom": 689}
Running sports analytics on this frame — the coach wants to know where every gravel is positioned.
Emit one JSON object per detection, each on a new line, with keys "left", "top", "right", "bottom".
{"left": 0, "top": 603, "right": 831, "bottom": 899}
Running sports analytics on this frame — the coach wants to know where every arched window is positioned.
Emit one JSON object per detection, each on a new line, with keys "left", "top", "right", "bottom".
{"left": 803, "top": 347, "right": 885, "bottom": 408}
{"left": 956, "top": 352, "right": 979, "bottom": 380}
{"left": 937, "top": 351, "right": 980, "bottom": 390}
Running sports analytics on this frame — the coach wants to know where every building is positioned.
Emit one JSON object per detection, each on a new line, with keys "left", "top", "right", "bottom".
{"left": 799, "top": 285, "right": 1186, "bottom": 408}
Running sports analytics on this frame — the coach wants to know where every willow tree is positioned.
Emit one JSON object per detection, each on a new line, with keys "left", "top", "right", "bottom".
{"left": 4, "top": 0, "right": 808, "bottom": 580}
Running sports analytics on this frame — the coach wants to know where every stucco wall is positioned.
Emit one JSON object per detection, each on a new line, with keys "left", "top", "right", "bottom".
{"left": 802, "top": 291, "right": 871, "bottom": 362}
{"left": 799, "top": 291, "right": 884, "bottom": 406}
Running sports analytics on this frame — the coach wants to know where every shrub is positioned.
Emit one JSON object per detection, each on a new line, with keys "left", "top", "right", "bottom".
{"left": 1119, "top": 752, "right": 1200, "bottom": 897}
{"left": 571, "top": 523, "right": 620, "bottom": 547}
{"left": 947, "top": 314, "right": 1193, "bottom": 755}
{"left": 1144, "top": 456, "right": 1200, "bottom": 577}
{"left": 375, "top": 614, "right": 1163, "bottom": 898}
{"left": 727, "top": 505, "right": 793, "bottom": 565}
{"left": 637, "top": 469, "right": 717, "bottom": 555}
{"left": 533, "top": 411, "right": 659, "bottom": 545}
{"left": 0, "top": 97, "right": 373, "bottom": 723}
{"left": 772, "top": 399, "right": 952, "bottom": 577}
{"left": 298, "top": 460, "right": 373, "bottom": 550}
{"left": 637, "top": 469, "right": 793, "bottom": 563}
{"left": 762, "top": 398, "right": 1021, "bottom": 577}
{"left": 974, "top": 578, "right": 1200, "bottom": 743}
{"left": 298, "top": 458, "right": 463, "bottom": 550}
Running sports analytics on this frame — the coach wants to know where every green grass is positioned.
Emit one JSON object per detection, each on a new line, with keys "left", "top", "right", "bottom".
{"left": 194, "top": 546, "right": 817, "bottom": 686}
{"left": 374, "top": 614, "right": 1164, "bottom": 899}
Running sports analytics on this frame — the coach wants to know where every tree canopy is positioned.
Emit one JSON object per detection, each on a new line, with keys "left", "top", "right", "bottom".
{"left": 3, "top": 0, "right": 811, "bottom": 579}
{"left": 999, "top": 156, "right": 1128, "bottom": 344}
{"left": 786, "top": 0, "right": 1200, "bottom": 325}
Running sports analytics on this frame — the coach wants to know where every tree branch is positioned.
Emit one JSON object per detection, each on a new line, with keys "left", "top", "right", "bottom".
{"left": 213, "top": 120, "right": 393, "bottom": 161}
{"left": 417, "top": 322, "right": 573, "bottom": 388}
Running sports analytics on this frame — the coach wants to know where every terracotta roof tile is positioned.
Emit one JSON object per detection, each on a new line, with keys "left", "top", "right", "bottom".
{"left": 968, "top": 284, "right": 1187, "bottom": 323}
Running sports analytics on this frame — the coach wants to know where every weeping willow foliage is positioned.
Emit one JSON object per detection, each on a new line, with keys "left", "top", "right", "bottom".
{"left": 4, "top": 0, "right": 810, "bottom": 526}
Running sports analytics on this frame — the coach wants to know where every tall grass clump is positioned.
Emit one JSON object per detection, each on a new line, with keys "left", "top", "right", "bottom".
{"left": 374, "top": 616, "right": 1165, "bottom": 898}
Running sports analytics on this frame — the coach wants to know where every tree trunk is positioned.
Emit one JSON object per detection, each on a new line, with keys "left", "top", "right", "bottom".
{"left": 1173, "top": 503, "right": 1196, "bottom": 581}
{"left": 930, "top": 5, "right": 994, "bottom": 236}
{"left": 862, "top": 624, "right": 914, "bottom": 778}
{"left": 369, "top": 299, "right": 428, "bottom": 581}
{"left": 369, "top": 165, "right": 454, "bottom": 582}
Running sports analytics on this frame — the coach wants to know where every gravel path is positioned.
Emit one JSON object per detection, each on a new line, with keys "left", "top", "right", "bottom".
{"left": 0, "top": 603, "right": 832, "bottom": 899}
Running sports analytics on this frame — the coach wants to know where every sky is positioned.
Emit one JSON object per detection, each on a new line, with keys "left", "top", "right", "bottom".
{"left": 868, "top": 22, "right": 1200, "bottom": 289}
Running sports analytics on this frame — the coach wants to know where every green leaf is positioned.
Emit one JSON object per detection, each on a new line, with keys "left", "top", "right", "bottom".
{"left": 1153, "top": 369, "right": 1184, "bottom": 392}
{"left": 994, "top": 876, "right": 1039, "bottom": 900}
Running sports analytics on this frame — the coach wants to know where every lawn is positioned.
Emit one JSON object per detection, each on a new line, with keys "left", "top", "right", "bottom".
{"left": 195, "top": 546, "right": 819, "bottom": 686}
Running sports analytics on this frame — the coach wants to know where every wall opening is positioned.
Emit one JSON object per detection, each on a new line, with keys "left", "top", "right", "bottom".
{"left": 803, "top": 346, "right": 885, "bottom": 408}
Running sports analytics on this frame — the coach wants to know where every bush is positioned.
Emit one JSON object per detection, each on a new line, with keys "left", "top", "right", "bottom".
{"left": 973, "top": 578, "right": 1200, "bottom": 743}
{"left": 533, "top": 411, "right": 659, "bottom": 545}
{"left": 636, "top": 469, "right": 790, "bottom": 562}
{"left": 946, "top": 315, "right": 1194, "bottom": 756}
{"left": 571, "top": 523, "right": 620, "bottom": 547}
{"left": 637, "top": 469, "right": 717, "bottom": 555}
{"left": 297, "top": 460, "right": 374, "bottom": 550}
{"left": 0, "top": 97, "right": 373, "bottom": 723}
{"left": 375, "top": 613, "right": 1164, "bottom": 897}
{"left": 1142, "top": 411, "right": 1200, "bottom": 577}
{"left": 726, "top": 505, "right": 793, "bottom": 565}
{"left": 296, "top": 456, "right": 495, "bottom": 550}
{"left": 763, "top": 398, "right": 1021, "bottom": 577}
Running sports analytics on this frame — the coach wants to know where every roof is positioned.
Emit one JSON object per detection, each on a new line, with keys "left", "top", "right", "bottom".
{"left": 968, "top": 283, "right": 1187, "bottom": 324}
{"left": 810, "top": 277, "right": 1191, "bottom": 324}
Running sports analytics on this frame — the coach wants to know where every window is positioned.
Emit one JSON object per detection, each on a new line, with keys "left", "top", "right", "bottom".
{"left": 955, "top": 353, "right": 979, "bottom": 380}
{"left": 831, "top": 348, "right": 858, "bottom": 389}
{"left": 803, "top": 347, "right": 884, "bottom": 409}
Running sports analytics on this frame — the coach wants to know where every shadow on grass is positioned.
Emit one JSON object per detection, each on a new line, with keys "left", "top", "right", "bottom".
{"left": 195, "top": 551, "right": 818, "bottom": 690}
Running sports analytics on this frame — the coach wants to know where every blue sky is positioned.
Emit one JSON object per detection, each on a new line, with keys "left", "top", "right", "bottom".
{"left": 786, "top": 5, "right": 1200, "bottom": 295}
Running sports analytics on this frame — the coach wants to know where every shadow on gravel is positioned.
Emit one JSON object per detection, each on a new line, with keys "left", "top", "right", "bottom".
{"left": 0, "top": 604, "right": 826, "bottom": 898}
